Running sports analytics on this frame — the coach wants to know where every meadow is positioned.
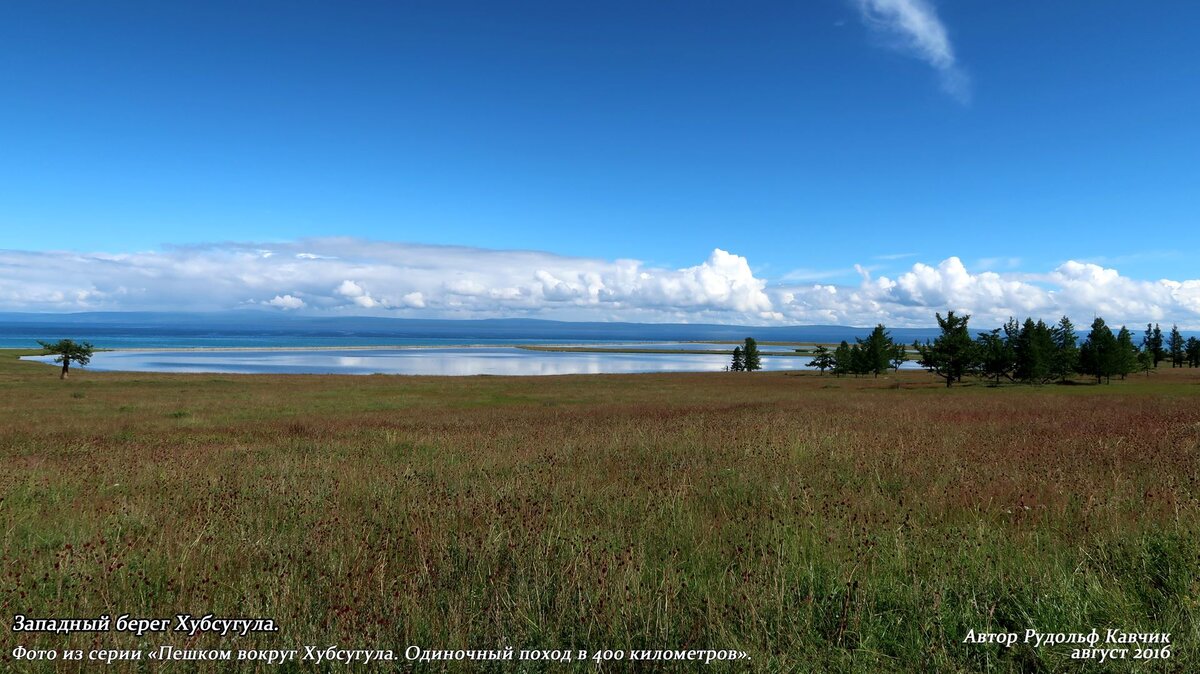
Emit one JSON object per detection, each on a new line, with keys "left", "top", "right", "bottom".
{"left": 2, "top": 349, "right": 1198, "bottom": 672}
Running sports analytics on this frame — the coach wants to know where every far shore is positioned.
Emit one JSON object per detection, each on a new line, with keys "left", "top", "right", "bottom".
{"left": 7, "top": 344, "right": 552, "bottom": 353}
{"left": 3, "top": 340, "right": 836, "bottom": 354}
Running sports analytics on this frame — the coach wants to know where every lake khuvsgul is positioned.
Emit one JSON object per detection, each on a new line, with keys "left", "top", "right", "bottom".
{"left": 21, "top": 346, "right": 918, "bottom": 376}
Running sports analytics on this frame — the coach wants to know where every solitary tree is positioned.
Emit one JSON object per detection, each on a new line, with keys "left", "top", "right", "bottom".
{"left": 730, "top": 346, "right": 745, "bottom": 372}
{"left": 742, "top": 338, "right": 762, "bottom": 372}
{"left": 38, "top": 339, "right": 94, "bottom": 379}
{"left": 914, "top": 311, "right": 977, "bottom": 387}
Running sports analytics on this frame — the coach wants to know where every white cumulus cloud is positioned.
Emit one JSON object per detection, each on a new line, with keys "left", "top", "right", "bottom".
{"left": 0, "top": 240, "right": 776, "bottom": 323}
{"left": 266, "top": 294, "right": 305, "bottom": 310}
{"left": 776, "top": 257, "right": 1200, "bottom": 328}
{"left": 2, "top": 241, "right": 1199, "bottom": 328}
{"left": 335, "top": 280, "right": 366, "bottom": 298}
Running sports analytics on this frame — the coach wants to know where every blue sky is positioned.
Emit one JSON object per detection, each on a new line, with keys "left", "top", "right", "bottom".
{"left": 1, "top": 1, "right": 1198, "bottom": 325}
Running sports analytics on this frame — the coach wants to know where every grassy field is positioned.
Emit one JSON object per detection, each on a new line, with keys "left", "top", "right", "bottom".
{"left": 2, "top": 349, "right": 1199, "bottom": 672}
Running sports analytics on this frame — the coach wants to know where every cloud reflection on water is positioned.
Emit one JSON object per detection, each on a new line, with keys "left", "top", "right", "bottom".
{"left": 22, "top": 347, "right": 921, "bottom": 376}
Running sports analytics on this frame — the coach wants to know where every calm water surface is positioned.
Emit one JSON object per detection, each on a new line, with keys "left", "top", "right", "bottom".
{"left": 19, "top": 347, "right": 895, "bottom": 376}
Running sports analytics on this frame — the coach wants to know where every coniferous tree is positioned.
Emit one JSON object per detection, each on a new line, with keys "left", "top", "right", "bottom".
{"left": 889, "top": 342, "right": 907, "bottom": 372}
{"left": 975, "top": 328, "right": 1014, "bottom": 385}
{"left": 1013, "top": 319, "right": 1035, "bottom": 382}
{"left": 1137, "top": 348, "right": 1154, "bottom": 375}
{"left": 832, "top": 341, "right": 853, "bottom": 377}
{"left": 1186, "top": 337, "right": 1200, "bottom": 368}
{"left": 848, "top": 343, "right": 869, "bottom": 376}
{"left": 856, "top": 324, "right": 894, "bottom": 377}
{"left": 1078, "top": 339, "right": 1095, "bottom": 381}
{"left": 1033, "top": 321, "right": 1058, "bottom": 382}
{"left": 1002, "top": 316, "right": 1022, "bottom": 348}
{"left": 730, "top": 346, "right": 744, "bottom": 372}
{"left": 37, "top": 339, "right": 95, "bottom": 380}
{"left": 1114, "top": 327, "right": 1139, "bottom": 380}
{"left": 1079, "top": 317, "right": 1118, "bottom": 383}
{"left": 1168, "top": 325, "right": 1185, "bottom": 368}
{"left": 806, "top": 345, "right": 834, "bottom": 373}
{"left": 1151, "top": 324, "right": 1166, "bottom": 366}
{"left": 1052, "top": 316, "right": 1079, "bottom": 381}
{"left": 914, "top": 311, "right": 977, "bottom": 387}
{"left": 1013, "top": 318, "right": 1052, "bottom": 384}
{"left": 742, "top": 338, "right": 762, "bottom": 372}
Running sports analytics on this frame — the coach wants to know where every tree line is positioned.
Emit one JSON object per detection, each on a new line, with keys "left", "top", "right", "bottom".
{"left": 728, "top": 314, "right": 1200, "bottom": 385}
{"left": 914, "top": 312, "right": 1199, "bottom": 386}
{"left": 805, "top": 325, "right": 907, "bottom": 377}
{"left": 729, "top": 326, "right": 910, "bottom": 377}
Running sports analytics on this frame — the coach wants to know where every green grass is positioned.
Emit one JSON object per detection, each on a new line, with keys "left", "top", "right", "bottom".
{"left": 1, "top": 349, "right": 1199, "bottom": 672}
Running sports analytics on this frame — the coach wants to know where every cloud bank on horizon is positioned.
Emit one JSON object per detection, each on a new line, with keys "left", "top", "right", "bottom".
{"left": 853, "top": 0, "right": 970, "bottom": 103}
{"left": 2, "top": 239, "right": 1199, "bottom": 329}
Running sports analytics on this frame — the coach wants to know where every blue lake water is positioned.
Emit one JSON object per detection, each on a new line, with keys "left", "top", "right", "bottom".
{"left": 0, "top": 316, "right": 953, "bottom": 349}
{"left": 571, "top": 342, "right": 806, "bottom": 353}
{"left": 0, "top": 332, "right": 595, "bottom": 349}
{"left": 20, "top": 347, "right": 915, "bottom": 376}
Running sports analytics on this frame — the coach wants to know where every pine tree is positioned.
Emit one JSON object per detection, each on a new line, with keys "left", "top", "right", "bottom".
{"left": 742, "top": 338, "right": 761, "bottom": 372}
{"left": 975, "top": 328, "right": 1014, "bottom": 385}
{"left": 889, "top": 342, "right": 907, "bottom": 371}
{"left": 848, "top": 343, "right": 868, "bottom": 376}
{"left": 1114, "top": 327, "right": 1139, "bottom": 380}
{"left": 1186, "top": 337, "right": 1200, "bottom": 368}
{"left": 806, "top": 345, "right": 834, "bottom": 373}
{"left": 1137, "top": 348, "right": 1154, "bottom": 375}
{"left": 1014, "top": 318, "right": 1056, "bottom": 384}
{"left": 37, "top": 339, "right": 95, "bottom": 380}
{"left": 832, "top": 341, "right": 853, "bottom": 377}
{"left": 1168, "top": 325, "right": 1185, "bottom": 368}
{"left": 914, "top": 311, "right": 977, "bottom": 387}
{"left": 856, "top": 324, "right": 894, "bottom": 377}
{"left": 1151, "top": 324, "right": 1165, "bottom": 366}
{"left": 730, "top": 346, "right": 744, "bottom": 372}
{"left": 1052, "top": 316, "right": 1079, "bottom": 381}
{"left": 1002, "top": 316, "right": 1022, "bottom": 347}
{"left": 1080, "top": 317, "right": 1118, "bottom": 383}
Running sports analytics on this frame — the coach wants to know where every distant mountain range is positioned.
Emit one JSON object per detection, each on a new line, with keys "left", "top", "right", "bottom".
{"left": 4, "top": 311, "right": 1192, "bottom": 349}
{"left": 0, "top": 311, "right": 946, "bottom": 345}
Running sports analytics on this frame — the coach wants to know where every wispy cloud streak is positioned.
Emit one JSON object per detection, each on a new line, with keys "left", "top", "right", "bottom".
{"left": 854, "top": 0, "right": 970, "bottom": 103}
